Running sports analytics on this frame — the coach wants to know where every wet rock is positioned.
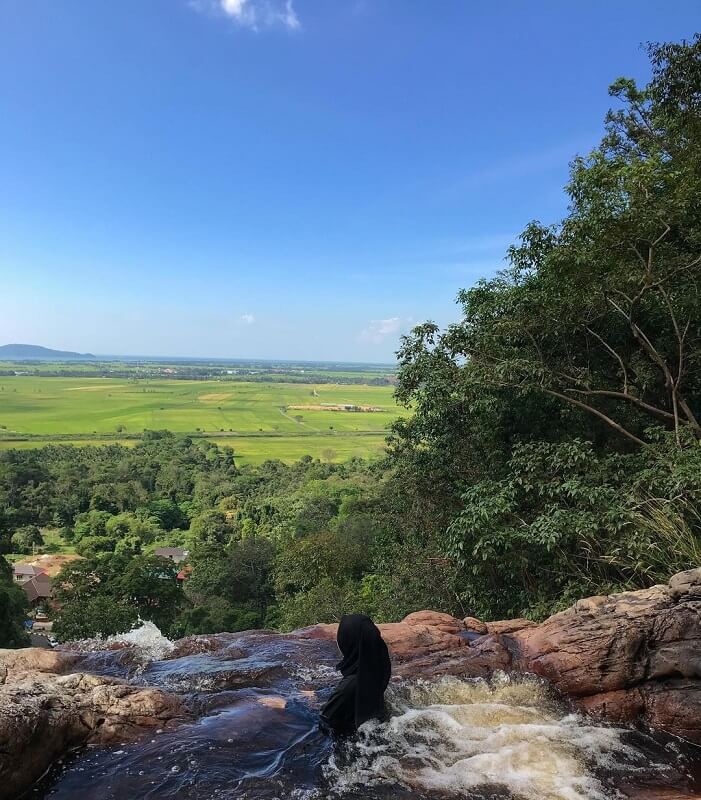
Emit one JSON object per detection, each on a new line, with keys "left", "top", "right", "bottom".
{"left": 394, "top": 633, "right": 511, "bottom": 679}
{"left": 619, "top": 788, "right": 698, "bottom": 799}
{"left": 0, "top": 666, "right": 187, "bottom": 800}
{"left": 4, "top": 569, "right": 701, "bottom": 797}
{"left": 169, "top": 633, "right": 249, "bottom": 659}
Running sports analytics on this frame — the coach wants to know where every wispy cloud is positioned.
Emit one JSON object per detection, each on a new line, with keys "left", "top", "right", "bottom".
{"left": 191, "top": 0, "right": 301, "bottom": 31}
{"left": 450, "top": 137, "right": 597, "bottom": 195}
{"left": 359, "top": 316, "right": 409, "bottom": 345}
{"left": 239, "top": 313, "right": 256, "bottom": 324}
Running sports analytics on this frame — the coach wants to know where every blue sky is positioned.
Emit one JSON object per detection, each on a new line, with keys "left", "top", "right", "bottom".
{"left": 1, "top": 1, "right": 698, "bottom": 362}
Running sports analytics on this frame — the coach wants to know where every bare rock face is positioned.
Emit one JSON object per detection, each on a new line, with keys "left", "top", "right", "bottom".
{"left": 463, "top": 616, "right": 488, "bottom": 634}
{"left": 485, "top": 618, "right": 538, "bottom": 635}
{"left": 0, "top": 646, "right": 80, "bottom": 681}
{"left": 507, "top": 570, "right": 701, "bottom": 741}
{"left": 0, "top": 655, "right": 187, "bottom": 800}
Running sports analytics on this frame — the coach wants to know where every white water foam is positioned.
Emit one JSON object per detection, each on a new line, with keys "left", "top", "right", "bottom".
{"left": 69, "top": 620, "right": 175, "bottom": 662}
{"left": 105, "top": 620, "right": 175, "bottom": 661}
{"left": 326, "top": 674, "right": 650, "bottom": 800}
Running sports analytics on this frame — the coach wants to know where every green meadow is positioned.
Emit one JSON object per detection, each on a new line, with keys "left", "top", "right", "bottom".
{"left": 0, "top": 377, "right": 406, "bottom": 463}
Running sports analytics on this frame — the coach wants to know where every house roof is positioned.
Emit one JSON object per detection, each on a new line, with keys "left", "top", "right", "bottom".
{"left": 154, "top": 547, "right": 188, "bottom": 557}
{"left": 23, "top": 573, "right": 52, "bottom": 603}
{"left": 13, "top": 563, "right": 46, "bottom": 576}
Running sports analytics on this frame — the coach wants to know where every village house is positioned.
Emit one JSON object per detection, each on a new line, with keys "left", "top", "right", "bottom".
{"left": 22, "top": 572, "right": 52, "bottom": 608}
{"left": 12, "top": 563, "right": 45, "bottom": 584}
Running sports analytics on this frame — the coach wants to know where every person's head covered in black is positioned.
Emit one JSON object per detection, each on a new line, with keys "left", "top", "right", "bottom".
{"left": 319, "top": 613, "right": 391, "bottom": 735}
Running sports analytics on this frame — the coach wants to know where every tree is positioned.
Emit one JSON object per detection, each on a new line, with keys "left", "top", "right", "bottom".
{"left": 53, "top": 596, "right": 138, "bottom": 642}
{"left": 188, "top": 509, "right": 234, "bottom": 545}
{"left": 0, "top": 556, "right": 28, "bottom": 647}
{"left": 400, "top": 38, "right": 701, "bottom": 450}
{"left": 75, "top": 534, "right": 116, "bottom": 558}
{"left": 387, "top": 37, "right": 701, "bottom": 620}
{"left": 145, "top": 499, "right": 188, "bottom": 531}
{"left": 116, "top": 556, "right": 183, "bottom": 632}
{"left": 11, "top": 525, "right": 44, "bottom": 554}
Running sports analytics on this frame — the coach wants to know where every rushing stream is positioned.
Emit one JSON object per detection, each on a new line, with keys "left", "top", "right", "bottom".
{"left": 30, "top": 623, "right": 701, "bottom": 800}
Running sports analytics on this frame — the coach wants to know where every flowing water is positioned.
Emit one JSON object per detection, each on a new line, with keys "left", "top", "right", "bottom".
{"left": 30, "top": 624, "right": 701, "bottom": 800}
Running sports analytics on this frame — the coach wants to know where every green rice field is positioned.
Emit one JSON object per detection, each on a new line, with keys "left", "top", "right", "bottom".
{"left": 0, "top": 377, "right": 407, "bottom": 463}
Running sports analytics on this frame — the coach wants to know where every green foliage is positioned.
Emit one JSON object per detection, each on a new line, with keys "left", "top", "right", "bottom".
{"left": 53, "top": 596, "right": 138, "bottom": 642}
{"left": 0, "top": 556, "right": 29, "bottom": 648}
{"left": 118, "top": 556, "right": 183, "bottom": 632}
{"left": 431, "top": 37, "right": 701, "bottom": 450}
{"left": 172, "top": 599, "right": 260, "bottom": 638}
{"left": 188, "top": 510, "right": 234, "bottom": 546}
{"left": 391, "top": 37, "right": 701, "bottom": 619}
{"left": 11, "top": 525, "right": 44, "bottom": 554}
{"left": 53, "top": 552, "right": 184, "bottom": 641}
{"left": 4, "top": 38, "right": 701, "bottom": 635}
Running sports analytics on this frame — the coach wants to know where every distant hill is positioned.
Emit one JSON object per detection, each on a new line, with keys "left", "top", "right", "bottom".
{"left": 0, "top": 344, "right": 96, "bottom": 360}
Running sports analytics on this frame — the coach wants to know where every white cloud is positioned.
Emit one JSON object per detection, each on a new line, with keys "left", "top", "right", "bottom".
{"left": 240, "top": 313, "right": 256, "bottom": 325}
{"left": 192, "top": 0, "right": 300, "bottom": 31}
{"left": 359, "top": 316, "right": 403, "bottom": 345}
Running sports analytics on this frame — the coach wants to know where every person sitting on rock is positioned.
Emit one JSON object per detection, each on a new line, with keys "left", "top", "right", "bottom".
{"left": 319, "top": 613, "right": 392, "bottom": 735}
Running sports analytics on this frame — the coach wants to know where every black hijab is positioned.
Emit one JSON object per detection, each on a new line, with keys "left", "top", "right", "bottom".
{"left": 320, "top": 613, "right": 391, "bottom": 734}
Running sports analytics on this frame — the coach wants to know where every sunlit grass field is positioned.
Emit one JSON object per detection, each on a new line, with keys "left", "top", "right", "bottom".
{"left": 0, "top": 377, "right": 406, "bottom": 463}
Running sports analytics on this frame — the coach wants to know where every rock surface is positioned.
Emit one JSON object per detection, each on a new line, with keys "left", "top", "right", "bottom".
{"left": 2, "top": 569, "right": 700, "bottom": 798}
{"left": 508, "top": 570, "right": 701, "bottom": 741}
{"left": 298, "top": 570, "right": 701, "bottom": 741}
{"left": 0, "top": 652, "right": 187, "bottom": 800}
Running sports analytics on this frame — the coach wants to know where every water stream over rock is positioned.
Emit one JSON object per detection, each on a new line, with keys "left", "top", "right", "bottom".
{"left": 26, "top": 623, "right": 701, "bottom": 800}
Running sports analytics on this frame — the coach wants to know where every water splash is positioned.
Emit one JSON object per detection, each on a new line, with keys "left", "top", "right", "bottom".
{"left": 326, "top": 674, "right": 671, "bottom": 800}
{"left": 67, "top": 620, "right": 174, "bottom": 663}
{"left": 105, "top": 621, "right": 175, "bottom": 661}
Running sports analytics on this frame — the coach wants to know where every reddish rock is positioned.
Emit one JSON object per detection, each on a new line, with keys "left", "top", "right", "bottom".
{"left": 401, "top": 610, "right": 465, "bottom": 635}
{"left": 619, "top": 787, "right": 697, "bottom": 799}
{"left": 297, "top": 615, "right": 467, "bottom": 662}
{"left": 508, "top": 571, "right": 701, "bottom": 741}
{"left": 463, "top": 616, "right": 488, "bottom": 634}
{"left": 485, "top": 618, "right": 537, "bottom": 635}
{"left": 577, "top": 687, "right": 645, "bottom": 722}
{"left": 642, "top": 680, "right": 701, "bottom": 741}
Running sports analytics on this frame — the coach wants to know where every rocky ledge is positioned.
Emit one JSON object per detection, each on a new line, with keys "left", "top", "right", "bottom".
{"left": 1, "top": 568, "right": 699, "bottom": 798}
{"left": 300, "top": 568, "right": 701, "bottom": 742}
{"left": 0, "top": 649, "right": 187, "bottom": 799}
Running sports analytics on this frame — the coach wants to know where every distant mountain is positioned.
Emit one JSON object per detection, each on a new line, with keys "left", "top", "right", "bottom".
{"left": 0, "top": 343, "right": 96, "bottom": 360}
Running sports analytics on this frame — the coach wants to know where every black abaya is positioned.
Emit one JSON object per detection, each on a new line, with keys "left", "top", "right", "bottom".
{"left": 319, "top": 613, "right": 391, "bottom": 735}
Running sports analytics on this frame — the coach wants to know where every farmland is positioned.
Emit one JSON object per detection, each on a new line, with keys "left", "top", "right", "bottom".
{"left": 0, "top": 376, "right": 407, "bottom": 464}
